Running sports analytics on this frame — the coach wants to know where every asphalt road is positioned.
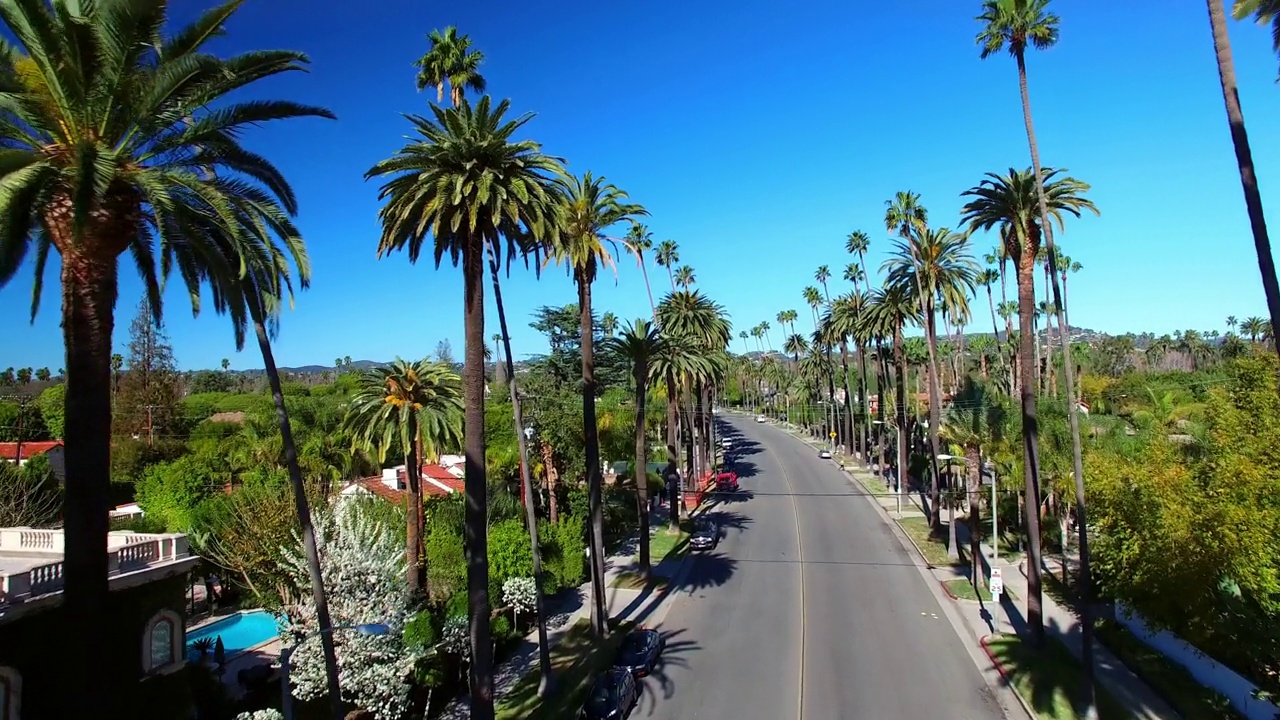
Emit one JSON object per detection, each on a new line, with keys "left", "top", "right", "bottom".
{"left": 635, "top": 414, "right": 1006, "bottom": 720}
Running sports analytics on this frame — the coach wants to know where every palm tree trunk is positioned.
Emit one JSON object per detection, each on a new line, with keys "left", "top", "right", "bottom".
{"left": 578, "top": 277, "right": 609, "bottom": 637}
{"left": 59, "top": 253, "right": 118, "bottom": 720}
{"left": 838, "top": 340, "right": 857, "bottom": 464}
{"left": 923, "top": 307, "right": 945, "bottom": 529}
{"left": 405, "top": 415, "right": 423, "bottom": 593}
{"left": 1017, "top": 47, "right": 1093, "bottom": 697}
{"left": 894, "top": 325, "right": 909, "bottom": 503}
{"left": 251, "top": 305, "right": 343, "bottom": 720}
{"left": 635, "top": 364, "right": 652, "bottom": 580}
{"left": 1206, "top": 0, "right": 1280, "bottom": 378}
{"left": 640, "top": 261, "right": 659, "bottom": 323}
{"left": 488, "top": 252, "right": 553, "bottom": 696}
{"left": 969, "top": 446, "right": 982, "bottom": 588}
{"left": 947, "top": 466, "right": 960, "bottom": 563}
{"left": 542, "top": 441, "right": 559, "bottom": 524}
{"left": 1014, "top": 231, "right": 1047, "bottom": 649}
{"left": 461, "top": 238, "right": 495, "bottom": 717}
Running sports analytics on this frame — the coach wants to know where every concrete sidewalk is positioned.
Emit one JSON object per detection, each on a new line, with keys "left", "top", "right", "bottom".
{"left": 837, "top": 461, "right": 1181, "bottom": 720}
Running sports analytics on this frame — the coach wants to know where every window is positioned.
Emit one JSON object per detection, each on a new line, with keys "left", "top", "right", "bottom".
{"left": 142, "top": 610, "right": 183, "bottom": 674}
{"left": 0, "top": 666, "right": 20, "bottom": 720}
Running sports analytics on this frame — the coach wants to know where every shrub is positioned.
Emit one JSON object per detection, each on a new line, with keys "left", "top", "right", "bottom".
{"left": 543, "top": 516, "right": 586, "bottom": 590}
{"left": 503, "top": 577, "right": 537, "bottom": 618}
{"left": 488, "top": 519, "right": 534, "bottom": 589}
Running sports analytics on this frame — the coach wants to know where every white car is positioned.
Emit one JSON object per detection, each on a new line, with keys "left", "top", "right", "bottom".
{"left": 818, "top": 449, "right": 832, "bottom": 459}
{"left": 756, "top": 415, "right": 767, "bottom": 423}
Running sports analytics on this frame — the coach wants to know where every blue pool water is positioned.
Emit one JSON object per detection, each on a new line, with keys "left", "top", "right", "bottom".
{"left": 186, "top": 610, "right": 281, "bottom": 660}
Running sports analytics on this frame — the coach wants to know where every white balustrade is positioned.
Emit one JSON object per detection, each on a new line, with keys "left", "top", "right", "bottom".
{"left": 0, "top": 529, "right": 190, "bottom": 606}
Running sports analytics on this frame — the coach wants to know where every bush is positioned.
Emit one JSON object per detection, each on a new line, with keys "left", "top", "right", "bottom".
{"left": 542, "top": 516, "right": 586, "bottom": 590}
{"left": 188, "top": 420, "right": 241, "bottom": 443}
{"left": 134, "top": 454, "right": 221, "bottom": 532}
{"left": 425, "top": 515, "right": 465, "bottom": 604}
{"left": 489, "top": 519, "right": 534, "bottom": 590}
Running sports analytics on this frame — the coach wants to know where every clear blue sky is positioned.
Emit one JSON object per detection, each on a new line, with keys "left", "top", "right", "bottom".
{"left": 3, "top": 0, "right": 1280, "bottom": 371}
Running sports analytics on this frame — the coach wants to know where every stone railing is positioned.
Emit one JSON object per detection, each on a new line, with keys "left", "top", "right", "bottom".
{"left": 0, "top": 529, "right": 191, "bottom": 606}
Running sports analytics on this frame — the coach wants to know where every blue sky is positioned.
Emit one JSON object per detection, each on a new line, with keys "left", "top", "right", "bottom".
{"left": 3, "top": 0, "right": 1280, "bottom": 371}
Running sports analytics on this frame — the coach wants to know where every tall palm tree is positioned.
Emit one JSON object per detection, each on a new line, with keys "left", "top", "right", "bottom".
{"left": 674, "top": 264, "right": 696, "bottom": 289}
{"left": 655, "top": 240, "right": 680, "bottom": 291}
{"left": 803, "top": 286, "right": 824, "bottom": 329}
{"left": 884, "top": 223, "right": 978, "bottom": 531}
{"left": 844, "top": 263, "right": 864, "bottom": 291}
{"left": 343, "top": 359, "right": 463, "bottom": 591}
{"left": 846, "top": 230, "right": 872, "bottom": 284}
{"left": 815, "top": 265, "right": 832, "bottom": 301}
{"left": 549, "top": 171, "right": 647, "bottom": 638}
{"left": 366, "top": 96, "right": 563, "bottom": 719}
{"left": 760, "top": 320, "right": 773, "bottom": 350}
{"left": 602, "top": 320, "right": 663, "bottom": 580}
{"left": 625, "top": 224, "right": 659, "bottom": 320}
{"left": 739, "top": 330, "right": 751, "bottom": 354}
{"left": 414, "top": 26, "right": 487, "bottom": 107}
{"left": 1219, "top": 1, "right": 1280, "bottom": 372}
{"left": 960, "top": 165, "right": 1096, "bottom": 655}
{"left": 823, "top": 293, "right": 867, "bottom": 464}
{"left": 976, "top": 268, "right": 1003, "bottom": 341}
{"left": 0, "top": 2, "right": 333, "bottom": 714}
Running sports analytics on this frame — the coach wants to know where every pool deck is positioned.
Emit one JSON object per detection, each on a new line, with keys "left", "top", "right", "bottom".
{"left": 186, "top": 608, "right": 283, "bottom": 699}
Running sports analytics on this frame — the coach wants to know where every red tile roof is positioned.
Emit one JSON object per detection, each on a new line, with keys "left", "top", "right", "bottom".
{"left": 0, "top": 441, "right": 63, "bottom": 462}
{"left": 350, "top": 478, "right": 408, "bottom": 505}
{"left": 421, "top": 464, "right": 465, "bottom": 495}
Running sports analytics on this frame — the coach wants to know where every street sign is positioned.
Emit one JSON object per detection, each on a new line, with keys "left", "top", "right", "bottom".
{"left": 829, "top": 432, "right": 837, "bottom": 439}
{"left": 989, "top": 568, "right": 1003, "bottom": 598}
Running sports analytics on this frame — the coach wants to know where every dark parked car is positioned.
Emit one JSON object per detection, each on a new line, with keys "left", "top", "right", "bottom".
{"left": 580, "top": 667, "right": 637, "bottom": 719}
{"left": 615, "top": 628, "right": 665, "bottom": 677}
{"left": 689, "top": 518, "right": 720, "bottom": 551}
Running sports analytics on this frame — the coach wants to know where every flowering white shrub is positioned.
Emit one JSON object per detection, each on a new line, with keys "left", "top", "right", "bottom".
{"left": 278, "top": 502, "right": 420, "bottom": 720}
{"left": 234, "top": 711, "right": 284, "bottom": 720}
{"left": 503, "top": 576, "right": 537, "bottom": 617}
{"left": 440, "top": 615, "right": 470, "bottom": 661}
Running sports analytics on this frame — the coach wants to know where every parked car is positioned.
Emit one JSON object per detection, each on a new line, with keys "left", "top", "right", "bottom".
{"left": 690, "top": 518, "right": 720, "bottom": 551}
{"left": 818, "top": 448, "right": 832, "bottom": 459}
{"left": 581, "top": 667, "right": 637, "bottom": 719}
{"left": 720, "top": 438, "right": 733, "bottom": 449}
{"left": 712, "top": 471, "right": 739, "bottom": 492}
{"left": 755, "top": 415, "right": 767, "bottom": 423}
{"left": 615, "top": 628, "right": 665, "bottom": 678}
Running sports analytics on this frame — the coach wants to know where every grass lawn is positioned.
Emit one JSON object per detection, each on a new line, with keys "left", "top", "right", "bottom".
{"left": 945, "top": 577, "right": 993, "bottom": 602}
{"left": 898, "top": 516, "right": 963, "bottom": 567}
{"left": 610, "top": 570, "right": 669, "bottom": 590}
{"left": 495, "top": 619, "right": 636, "bottom": 720}
{"left": 985, "top": 635, "right": 1133, "bottom": 720}
{"left": 1094, "top": 621, "right": 1244, "bottom": 720}
{"left": 852, "top": 469, "right": 891, "bottom": 496}
{"left": 644, "top": 520, "right": 690, "bottom": 565}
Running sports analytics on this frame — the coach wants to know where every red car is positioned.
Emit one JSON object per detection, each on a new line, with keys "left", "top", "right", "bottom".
{"left": 712, "top": 471, "right": 739, "bottom": 492}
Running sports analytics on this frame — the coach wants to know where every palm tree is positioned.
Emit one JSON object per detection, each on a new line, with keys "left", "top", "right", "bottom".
{"left": 976, "top": 268, "right": 1003, "bottom": 341}
{"left": 221, "top": 358, "right": 231, "bottom": 372}
{"left": 815, "top": 265, "right": 832, "bottom": 301}
{"left": 655, "top": 240, "right": 680, "bottom": 291}
{"left": 784, "top": 332, "right": 810, "bottom": 362}
{"left": 844, "top": 263, "right": 864, "bottom": 291}
{"left": 803, "top": 286, "right": 824, "bottom": 329}
{"left": 602, "top": 320, "right": 663, "bottom": 580}
{"left": 960, "top": 165, "right": 1096, "bottom": 656}
{"left": 846, "top": 230, "right": 872, "bottom": 277}
{"left": 1217, "top": 1, "right": 1280, "bottom": 371}
{"left": 823, "top": 293, "right": 868, "bottom": 465}
{"left": 1242, "top": 316, "right": 1268, "bottom": 343}
{"left": 674, "top": 264, "right": 696, "bottom": 289}
{"left": 602, "top": 312, "right": 619, "bottom": 338}
{"left": 343, "top": 359, "right": 463, "bottom": 592}
{"left": 624, "top": 224, "right": 659, "bottom": 320}
{"left": 883, "top": 221, "right": 978, "bottom": 532}
{"left": 414, "top": 26, "right": 487, "bottom": 106}
{"left": 0, "top": 3, "right": 333, "bottom": 714}
{"left": 739, "top": 330, "right": 751, "bottom": 354}
{"left": 549, "top": 171, "right": 647, "bottom": 638}
{"left": 760, "top": 320, "right": 773, "bottom": 351}
{"left": 366, "top": 96, "right": 563, "bottom": 719}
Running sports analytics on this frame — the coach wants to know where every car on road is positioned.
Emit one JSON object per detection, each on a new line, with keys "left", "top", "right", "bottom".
{"left": 755, "top": 414, "right": 767, "bottom": 423}
{"left": 615, "top": 628, "right": 665, "bottom": 678}
{"left": 720, "top": 438, "right": 733, "bottom": 449}
{"left": 712, "top": 471, "right": 739, "bottom": 492}
{"left": 818, "top": 448, "right": 832, "bottom": 459}
{"left": 690, "top": 518, "right": 721, "bottom": 551}
{"left": 580, "top": 667, "right": 637, "bottom": 719}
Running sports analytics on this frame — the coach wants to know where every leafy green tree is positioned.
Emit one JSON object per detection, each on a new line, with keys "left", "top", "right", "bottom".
{"left": 135, "top": 454, "right": 221, "bottom": 532}
{"left": 342, "top": 358, "right": 463, "bottom": 593}
{"left": 35, "top": 384, "right": 65, "bottom": 439}
{"left": 0, "top": 401, "right": 48, "bottom": 442}
{"left": 367, "top": 96, "right": 564, "bottom": 719}
{"left": 0, "top": 3, "right": 333, "bottom": 710}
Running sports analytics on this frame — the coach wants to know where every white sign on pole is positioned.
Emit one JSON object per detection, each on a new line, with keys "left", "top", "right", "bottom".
{"left": 989, "top": 567, "right": 1003, "bottom": 598}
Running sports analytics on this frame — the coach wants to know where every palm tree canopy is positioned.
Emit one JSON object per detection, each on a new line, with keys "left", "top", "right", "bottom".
{"left": 342, "top": 358, "right": 464, "bottom": 464}
{"left": 654, "top": 239, "right": 679, "bottom": 267}
{"left": 548, "top": 171, "right": 647, "bottom": 284}
{"left": 959, "top": 168, "right": 1097, "bottom": 265}
{"left": 674, "top": 265, "right": 696, "bottom": 288}
{"left": 975, "top": 0, "right": 1060, "bottom": 59}
{"left": 623, "top": 223, "right": 653, "bottom": 265}
{"left": 885, "top": 191, "right": 929, "bottom": 240}
{"left": 846, "top": 230, "right": 871, "bottom": 256}
{"left": 414, "top": 26, "right": 487, "bottom": 104}
{"left": 366, "top": 97, "right": 564, "bottom": 273}
{"left": 0, "top": 0, "right": 333, "bottom": 327}
{"left": 883, "top": 227, "right": 980, "bottom": 314}
{"left": 602, "top": 318, "right": 663, "bottom": 376}
{"left": 658, "top": 290, "right": 731, "bottom": 349}
{"left": 864, "top": 284, "right": 924, "bottom": 340}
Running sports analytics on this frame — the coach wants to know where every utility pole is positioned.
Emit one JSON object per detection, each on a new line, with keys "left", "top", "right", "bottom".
{"left": 144, "top": 405, "right": 157, "bottom": 446}
{"left": 2, "top": 394, "right": 31, "bottom": 468}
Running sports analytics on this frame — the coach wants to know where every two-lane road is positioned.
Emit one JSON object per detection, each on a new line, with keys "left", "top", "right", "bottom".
{"left": 635, "top": 414, "right": 1006, "bottom": 720}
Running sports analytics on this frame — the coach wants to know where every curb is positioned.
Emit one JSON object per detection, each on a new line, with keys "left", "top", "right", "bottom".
{"left": 980, "top": 635, "right": 1039, "bottom": 720}
{"left": 939, "top": 579, "right": 960, "bottom": 600}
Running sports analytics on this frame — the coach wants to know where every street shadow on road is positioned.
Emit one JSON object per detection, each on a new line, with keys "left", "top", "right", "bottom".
{"left": 634, "top": 627, "right": 700, "bottom": 712}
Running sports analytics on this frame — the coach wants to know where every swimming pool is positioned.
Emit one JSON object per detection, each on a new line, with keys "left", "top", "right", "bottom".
{"left": 186, "top": 610, "right": 281, "bottom": 660}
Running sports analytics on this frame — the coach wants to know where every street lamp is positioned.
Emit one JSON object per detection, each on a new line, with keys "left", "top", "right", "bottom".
{"left": 281, "top": 622, "right": 391, "bottom": 720}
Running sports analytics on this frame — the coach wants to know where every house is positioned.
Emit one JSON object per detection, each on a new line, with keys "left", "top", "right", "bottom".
{"left": 0, "top": 441, "right": 65, "bottom": 478}
{"left": 0, "top": 527, "right": 198, "bottom": 720}
{"left": 338, "top": 463, "right": 466, "bottom": 506}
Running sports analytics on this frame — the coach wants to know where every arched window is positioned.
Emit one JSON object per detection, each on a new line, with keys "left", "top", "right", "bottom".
{"left": 0, "top": 666, "right": 21, "bottom": 720}
{"left": 142, "top": 610, "right": 183, "bottom": 674}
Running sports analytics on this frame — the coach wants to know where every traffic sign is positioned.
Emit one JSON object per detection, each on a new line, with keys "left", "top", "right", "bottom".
{"left": 829, "top": 432, "right": 837, "bottom": 438}
{"left": 989, "top": 568, "right": 1003, "bottom": 598}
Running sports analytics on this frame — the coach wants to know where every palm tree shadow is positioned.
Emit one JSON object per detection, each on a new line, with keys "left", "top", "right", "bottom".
{"left": 631, "top": 628, "right": 700, "bottom": 711}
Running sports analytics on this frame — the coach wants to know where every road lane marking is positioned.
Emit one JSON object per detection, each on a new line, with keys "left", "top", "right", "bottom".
{"left": 771, "top": 431, "right": 807, "bottom": 720}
